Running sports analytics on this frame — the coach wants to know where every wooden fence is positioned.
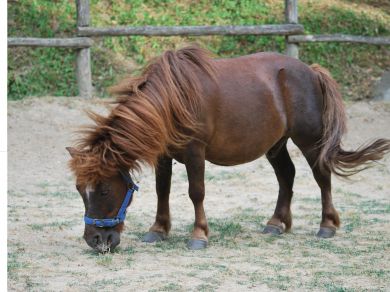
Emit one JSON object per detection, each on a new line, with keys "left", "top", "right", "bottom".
{"left": 7, "top": 0, "right": 390, "bottom": 98}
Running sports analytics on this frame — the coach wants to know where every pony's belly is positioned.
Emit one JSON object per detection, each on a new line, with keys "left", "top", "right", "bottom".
{"left": 205, "top": 138, "right": 273, "bottom": 166}
{"left": 206, "top": 152, "right": 265, "bottom": 166}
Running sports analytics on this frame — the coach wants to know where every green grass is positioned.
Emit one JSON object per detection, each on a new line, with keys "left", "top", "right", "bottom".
{"left": 34, "top": 181, "right": 80, "bottom": 199}
{"left": 95, "top": 253, "right": 114, "bottom": 266}
{"left": 209, "top": 218, "right": 243, "bottom": 238}
{"left": 39, "top": 190, "right": 79, "bottom": 199}
{"left": 93, "top": 277, "right": 125, "bottom": 288}
{"left": 250, "top": 273, "right": 292, "bottom": 290}
{"left": 204, "top": 169, "right": 245, "bottom": 182}
{"left": 359, "top": 199, "right": 390, "bottom": 214}
{"left": 195, "top": 283, "right": 217, "bottom": 292}
{"left": 154, "top": 234, "right": 185, "bottom": 250}
{"left": 343, "top": 212, "right": 363, "bottom": 233}
{"left": 8, "top": 247, "right": 29, "bottom": 280}
{"left": 27, "top": 219, "right": 79, "bottom": 231}
{"left": 156, "top": 283, "right": 183, "bottom": 291}
{"left": 7, "top": 0, "right": 390, "bottom": 100}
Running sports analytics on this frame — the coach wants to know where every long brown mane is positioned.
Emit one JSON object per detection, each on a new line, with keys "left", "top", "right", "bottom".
{"left": 69, "top": 45, "right": 216, "bottom": 185}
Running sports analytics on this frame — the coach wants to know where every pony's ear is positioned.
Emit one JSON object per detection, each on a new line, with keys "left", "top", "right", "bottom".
{"left": 66, "top": 147, "right": 80, "bottom": 158}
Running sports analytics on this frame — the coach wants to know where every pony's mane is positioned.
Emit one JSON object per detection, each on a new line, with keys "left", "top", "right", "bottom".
{"left": 69, "top": 45, "right": 216, "bottom": 185}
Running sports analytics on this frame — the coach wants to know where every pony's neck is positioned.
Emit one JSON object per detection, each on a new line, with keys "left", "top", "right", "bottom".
{"left": 104, "top": 46, "right": 216, "bottom": 170}
{"left": 79, "top": 46, "right": 216, "bottom": 176}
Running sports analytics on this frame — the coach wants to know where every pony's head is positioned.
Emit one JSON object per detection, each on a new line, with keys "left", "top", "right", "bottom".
{"left": 66, "top": 146, "right": 138, "bottom": 253}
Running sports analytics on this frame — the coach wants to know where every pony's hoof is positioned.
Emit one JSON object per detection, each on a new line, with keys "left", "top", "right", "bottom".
{"left": 187, "top": 239, "right": 208, "bottom": 250}
{"left": 262, "top": 224, "right": 283, "bottom": 235}
{"left": 142, "top": 231, "right": 166, "bottom": 243}
{"left": 316, "top": 227, "right": 336, "bottom": 238}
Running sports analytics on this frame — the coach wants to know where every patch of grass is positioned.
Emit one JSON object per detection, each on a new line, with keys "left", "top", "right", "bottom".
{"left": 208, "top": 218, "right": 243, "bottom": 240}
{"left": 205, "top": 169, "right": 245, "bottom": 182}
{"left": 8, "top": 247, "right": 29, "bottom": 280}
{"left": 231, "top": 207, "right": 267, "bottom": 227}
{"left": 323, "top": 282, "right": 354, "bottom": 292}
{"left": 28, "top": 224, "right": 44, "bottom": 231}
{"left": 8, "top": 0, "right": 77, "bottom": 99}
{"left": 263, "top": 234, "right": 281, "bottom": 244}
{"left": 7, "top": 190, "right": 23, "bottom": 198}
{"left": 8, "top": 203, "right": 19, "bottom": 220}
{"left": 93, "top": 277, "right": 124, "bottom": 287}
{"left": 35, "top": 181, "right": 80, "bottom": 199}
{"left": 186, "top": 262, "right": 214, "bottom": 271}
{"left": 27, "top": 219, "right": 79, "bottom": 231}
{"left": 195, "top": 283, "right": 218, "bottom": 292}
{"left": 366, "top": 269, "right": 390, "bottom": 278}
{"left": 300, "top": 196, "right": 321, "bottom": 204}
{"left": 95, "top": 253, "right": 113, "bottom": 266}
{"left": 359, "top": 200, "right": 390, "bottom": 215}
{"left": 335, "top": 188, "right": 363, "bottom": 199}
{"left": 314, "top": 266, "right": 390, "bottom": 281}
{"left": 304, "top": 239, "right": 350, "bottom": 255}
{"left": 25, "top": 277, "right": 42, "bottom": 290}
{"left": 120, "top": 245, "right": 136, "bottom": 255}
{"left": 158, "top": 283, "right": 182, "bottom": 291}
{"left": 36, "top": 181, "right": 52, "bottom": 189}
{"left": 208, "top": 219, "right": 243, "bottom": 248}
{"left": 115, "top": 245, "right": 136, "bottom": 266}
{"left": 343, "top": 213, "right": 363, "bottom": 233}
{"left": 39, "top": 190, "right": 79, "bottom": 199}
{"left": 309, "top": 270, "right": 356, "bottom": 291}
{"left": 250, "top": 272, "right": 292, "bottom": 290}
{"left": 8, "top": 48, "right": 78, "bottom": 100}
{"left": 185, "top": 217, "right": 243, "bottom": 247}
{"left": 155, "top": 234, "right": 185, "bottom": 250}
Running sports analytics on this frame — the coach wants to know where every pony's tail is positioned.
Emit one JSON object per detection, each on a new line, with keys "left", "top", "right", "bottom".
{"left": 311, "top": 64, "right": 390, "bottom": 177}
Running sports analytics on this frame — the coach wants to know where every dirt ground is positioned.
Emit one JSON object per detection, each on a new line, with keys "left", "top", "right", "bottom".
{"left": 7, "top": 97, "right": 390, "bottom": 291}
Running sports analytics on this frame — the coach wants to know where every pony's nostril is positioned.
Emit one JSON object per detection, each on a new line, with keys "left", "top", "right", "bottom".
{"left": 93, "top": 234, "right": 102, "bottom": 246}
{"left": 107, "top": 234, "right": 113, "bottom": 245}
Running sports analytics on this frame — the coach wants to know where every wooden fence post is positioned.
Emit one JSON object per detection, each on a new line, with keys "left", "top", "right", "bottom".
{"left": 76, "top": 0, "right": 92, "bottom": 98}
{"left": 285, "top": 0, "right": 299, "bottom": 58}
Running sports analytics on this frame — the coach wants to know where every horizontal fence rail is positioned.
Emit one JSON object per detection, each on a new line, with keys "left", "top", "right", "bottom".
{"left": 289, "top": 34, "right": 390, "bottom": 45}
{"left": 77, "top": 24, "right": 305, "bottom": 37}
{"left": 7, "top": 37, "right": 93, "bottom": 48}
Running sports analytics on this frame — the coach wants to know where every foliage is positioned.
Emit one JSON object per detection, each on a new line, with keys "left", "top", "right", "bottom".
{"left": 7, "top": 0, "right": 390, "bottom": 100}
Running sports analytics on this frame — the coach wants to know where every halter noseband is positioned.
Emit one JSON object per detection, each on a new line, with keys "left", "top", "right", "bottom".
{"left": 83, "top": 170, "right": 139, "bottom": 228}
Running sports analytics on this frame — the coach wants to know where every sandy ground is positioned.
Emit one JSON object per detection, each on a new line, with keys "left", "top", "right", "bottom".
{"left": 7, "top": 97, "right": 390, "bottom": 291}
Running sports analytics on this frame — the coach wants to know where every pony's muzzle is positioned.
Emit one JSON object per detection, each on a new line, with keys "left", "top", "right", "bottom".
{"left": 84, "top": 226, "right": 121, "bottom": 253}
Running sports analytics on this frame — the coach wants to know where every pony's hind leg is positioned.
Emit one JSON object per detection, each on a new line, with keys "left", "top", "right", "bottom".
{"left": 143, "top": 156, "right": 172, "bottom": 243}
{"left": 298, "top": 145, "right": 340, "bottom": 238}
{"left": 263, "top": 140, "right": 295, "bottom": 235}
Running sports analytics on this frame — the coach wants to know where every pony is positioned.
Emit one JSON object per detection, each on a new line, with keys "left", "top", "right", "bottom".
{"left": 67, "top": 45, "right": 390, "bottom": 252}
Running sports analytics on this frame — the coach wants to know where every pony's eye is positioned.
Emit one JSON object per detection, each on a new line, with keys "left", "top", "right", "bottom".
{"left": 101, "top": 190, "right": 109, "bottom": 196}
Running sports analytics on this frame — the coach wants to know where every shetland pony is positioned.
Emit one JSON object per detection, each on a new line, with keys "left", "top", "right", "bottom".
{"left": 67, "top": 46, "right": 390, "bottom": 252}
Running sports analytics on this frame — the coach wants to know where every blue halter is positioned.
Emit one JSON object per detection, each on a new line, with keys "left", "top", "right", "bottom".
{"left": 83, "top": 170, "right": 139, "bottom": 228}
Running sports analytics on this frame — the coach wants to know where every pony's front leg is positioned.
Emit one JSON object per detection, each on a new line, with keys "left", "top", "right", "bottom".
{"left": 184, "top": 143, "right": 209, "bottom": 250}
{"left": 143, "top": 156, "right": 172, "bottom": 243}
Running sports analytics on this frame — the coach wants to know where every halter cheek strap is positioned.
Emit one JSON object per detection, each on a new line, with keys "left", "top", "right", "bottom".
{"left": 83, "top": 171, "right": 139, "bottom": 228}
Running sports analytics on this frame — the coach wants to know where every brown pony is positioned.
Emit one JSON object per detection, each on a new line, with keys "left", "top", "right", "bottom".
{"left": 67, "top": 45, "right": 390, "bottom": 252}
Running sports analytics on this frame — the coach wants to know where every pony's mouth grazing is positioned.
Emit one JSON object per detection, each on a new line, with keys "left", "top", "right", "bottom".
{"left": 96, "top": 242, "right": 111, "bottom": 254}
